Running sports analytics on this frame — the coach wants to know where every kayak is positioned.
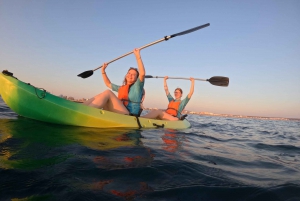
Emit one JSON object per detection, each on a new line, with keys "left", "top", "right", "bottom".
{"left": 0, "top": 71, "right": 191, "bottom": 129}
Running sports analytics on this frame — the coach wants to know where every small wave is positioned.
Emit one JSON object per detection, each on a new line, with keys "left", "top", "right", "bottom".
{"left": 142, "top": 183, "right": 300, "bottom": 201}
{"left": 253, "top": 143, "right": 300, "bottom": 153}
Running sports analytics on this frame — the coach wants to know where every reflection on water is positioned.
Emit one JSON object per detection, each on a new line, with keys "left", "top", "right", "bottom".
{"left": 0, "top": 118, "right": 157, "bottom": 200}
{"left": 0, "top": 118, "right": 147, "bottom": 169}
{"left": 162, "top": 129, "right": 187, "bottom": 153}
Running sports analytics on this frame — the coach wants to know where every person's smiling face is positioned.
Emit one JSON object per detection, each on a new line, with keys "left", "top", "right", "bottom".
{"left": 126, "top": 69, "right": 138, "bottom": 84}
{"left": 174, "top": 89, "right": 182, "bottom": 99}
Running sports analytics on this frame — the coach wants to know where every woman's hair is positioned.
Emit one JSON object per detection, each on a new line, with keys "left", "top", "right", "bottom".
{"left": 174, "top": 88, "right": 183, "bottom": 94}
{"left": 123, "top": 67, "right": 139, "bottom": 85}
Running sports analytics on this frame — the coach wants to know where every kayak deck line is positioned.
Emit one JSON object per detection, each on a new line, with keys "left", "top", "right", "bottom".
{"left": 0, "top": 71, "right": 191, "bottom": 129}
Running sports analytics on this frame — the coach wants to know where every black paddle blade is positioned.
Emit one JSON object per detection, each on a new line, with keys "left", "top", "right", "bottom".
{"left": 77, "top": 70, "right": 94, "bottom": 79}
{"left": 208, "top": 76, "right": 229, "bottom": 87}
{"left": 145, "top": 75, "right": 154, "bottom": 78}
{"left": 170, "top": 23, "right": 210, "bottom": 38}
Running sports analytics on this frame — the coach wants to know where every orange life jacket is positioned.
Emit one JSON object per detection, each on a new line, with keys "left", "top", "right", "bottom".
{"left": 118, "top": 84, "right": 131, "bottom": 106}
{"left": 166, "top": 100, "right": 181, "bottom": 117}
{"left": 117, "top": 85, "right": 145, "bottom": 107}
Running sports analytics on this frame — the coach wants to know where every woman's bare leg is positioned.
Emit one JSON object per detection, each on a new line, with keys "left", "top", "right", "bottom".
{"left": 142, "top": 110, "right": 162, "bottom": 119}
{"left": 82, "top": 90, "right": 129, "bottom": 114}
{"left": 142, "top": 110, "right": 178, "bottom": 121}
{"left": 160, "top": 112, "right": 179, "bottom": 121}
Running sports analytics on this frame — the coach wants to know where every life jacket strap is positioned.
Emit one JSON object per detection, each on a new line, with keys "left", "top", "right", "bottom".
{"left": 121, "top": 99, "right": 141, "bottom": 104}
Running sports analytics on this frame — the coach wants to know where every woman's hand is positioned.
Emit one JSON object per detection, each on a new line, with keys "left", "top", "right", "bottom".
{"left": 164, "top": 76, "right": 169, "bottom": 80}
{"left": 133, "top": 48, "right": 141, "bottom": 58}
{"left": 190, "top": 77, "right": 195, "bottom": 83}
{"left": 101, "top": 63, "right": 108, "bottom": 74}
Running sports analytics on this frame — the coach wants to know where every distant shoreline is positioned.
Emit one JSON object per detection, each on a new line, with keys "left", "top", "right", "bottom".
{"left": 144, "top": 108, "right": 300, "bottom": 121}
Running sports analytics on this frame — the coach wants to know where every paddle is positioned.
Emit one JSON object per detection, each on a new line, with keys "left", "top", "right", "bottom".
{"left": 78, "top": 23, "right": 210, "bottom": 78}
{"left": 145, "top": 75, "right": 230, "bottom": 87}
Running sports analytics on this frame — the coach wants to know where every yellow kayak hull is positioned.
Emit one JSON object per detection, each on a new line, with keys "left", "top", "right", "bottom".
{"left": 0, "top": 72, "right": 191, "bottom": 129}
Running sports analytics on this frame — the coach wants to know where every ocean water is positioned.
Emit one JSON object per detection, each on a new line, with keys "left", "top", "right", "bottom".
{"left": 0, "top": 97, "right": 300, "bottom": 201}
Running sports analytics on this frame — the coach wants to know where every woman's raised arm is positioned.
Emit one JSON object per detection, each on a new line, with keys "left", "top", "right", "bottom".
{"left": 101, "top": 63, "right": 112, "bottom": 89}
{"left": 133, "top": 48, "right": 145, "bottom": 82}
{"left": 164, "top": 76, "right": 170, "bottom": 96}
{"left": 188, "top": 77, "right": 195, "bottom": 99}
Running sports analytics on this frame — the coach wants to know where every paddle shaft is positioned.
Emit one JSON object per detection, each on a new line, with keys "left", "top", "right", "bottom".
{"left": 145, "top": 75, "right": 229, "bottom": 87}
{"left": 92, "top": 23, "right": 210, "bottom": 72}
{"left": 92, "top": 38, "right": 168, "bottom": 71}
{"left": 148, "top": 76, "right": 206, "bottom": 81}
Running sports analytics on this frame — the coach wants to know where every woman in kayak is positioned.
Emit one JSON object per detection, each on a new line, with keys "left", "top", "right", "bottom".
{"left": 83, "top": 48, "right": 145, "bottom": 116}
{"left": 142, "top": 76, "right": 194, "bottom": 120}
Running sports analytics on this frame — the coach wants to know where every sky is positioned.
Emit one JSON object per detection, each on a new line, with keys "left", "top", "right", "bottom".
{"left": 0, "top": 0, "right": 299, "bottom": 118}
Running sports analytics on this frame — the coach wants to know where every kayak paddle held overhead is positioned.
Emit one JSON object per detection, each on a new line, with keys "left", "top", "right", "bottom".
{"left": 145, "top": 75, "right": 230, "bottom": 87}
{"left": 77, "top": 23, "right": 210, "bottom": 79}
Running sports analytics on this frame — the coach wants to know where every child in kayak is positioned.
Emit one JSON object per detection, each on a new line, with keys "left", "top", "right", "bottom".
{"left": 83, "top": 48, "right": 145, "bottom": 116}
{"left": 142, "top": 76, "right": 194, "bottom": 121}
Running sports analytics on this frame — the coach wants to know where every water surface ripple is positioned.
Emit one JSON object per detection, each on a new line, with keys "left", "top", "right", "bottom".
{"left": 0, "top": 98, "right": 299, "bottom": 200}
